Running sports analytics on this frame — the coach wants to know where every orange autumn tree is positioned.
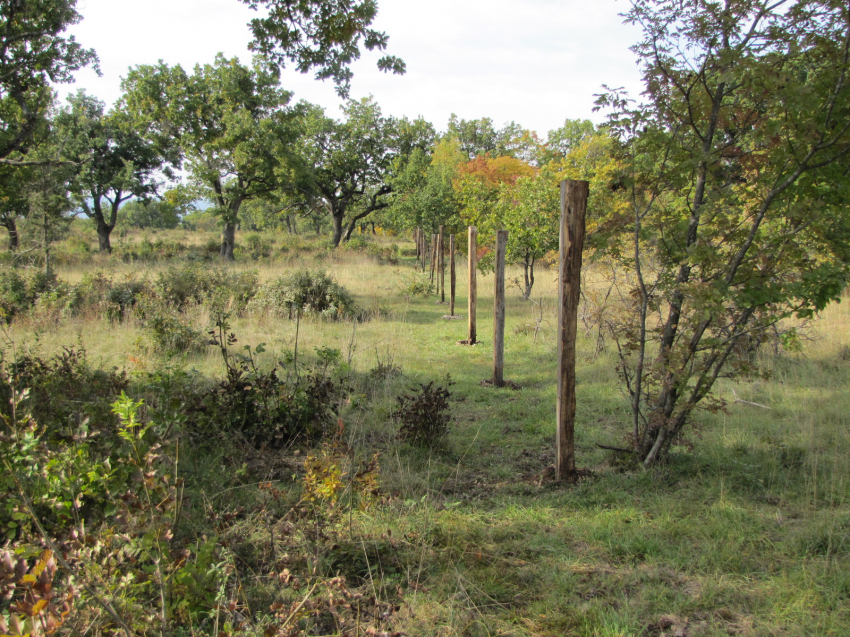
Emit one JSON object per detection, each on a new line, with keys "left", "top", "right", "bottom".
{"left": 453, "top": 154, "right": 536, "bottom": 233}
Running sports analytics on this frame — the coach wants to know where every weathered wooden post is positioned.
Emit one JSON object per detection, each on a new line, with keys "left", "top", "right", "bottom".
{"left": 439, "top": 225, "right": 446, "bottom": 302}
{"left": 493, "top": 229, "right": 508, "bottom": 387}
{"left": 556, "top": 179, "right": 589, "bottom": 481}
{"left": 414, "top": 228, "right": 421, "bottom": 259}
{"left": 450, "top": 234, "right": 456, "bottom": 316}
{"left": 421, "top": 232, "right": 427, "bottom": 271}
{"left": 468, "top": 226, "right": 478, "bottom": 344}
{"left": 430, "top": 234, "right": 437, "bottom": 282}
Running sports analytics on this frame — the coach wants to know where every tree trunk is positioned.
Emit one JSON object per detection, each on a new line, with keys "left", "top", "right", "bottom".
{"left": 97, "top": 220, "right": 114, "bottom": 254}
{"left": 522, "top": 257, "right": 535, "bottom": 299}
{"left": 332, "top": 213, "right": 344, "bottom": 246}
{"left": 220, "top": 222, "right": 236, "bottom": 261}
{"left": 3, "top": 217, "right": 18, "bottom": 251}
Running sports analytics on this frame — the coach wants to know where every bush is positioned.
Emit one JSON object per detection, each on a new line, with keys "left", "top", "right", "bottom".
{"left": 185, "top": 322, "right": 346, "bottom": 448}
{"left": 155, "top": 264, "right": 258, "bottom": 313}
{"left": 249, "top": 270, "right": 357, "bottom": 319}
{"left": 0, "top": 270, "right": 32, "bottom": 322}
{"left": 69, "top": 271, "right": 152, "bottom": 321}
{"left": 141, "top": 307, "right": 207, "bottom": 356}
{"left": 395, "top": 377, "right": 453, "bottom": 447}
{"left": 366, "top": 242, "right": 400, "bottom": 264}
{"left": 0, "top": 270, "right": 63, "bottom": 323}
{"left": 398, "top": 271, "right": 434, "bottom": 298}
{"left": 0, "top": 345, "right": 129, "bottom": 442}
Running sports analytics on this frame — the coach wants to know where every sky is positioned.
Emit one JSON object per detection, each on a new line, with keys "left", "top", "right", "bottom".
{"left": 61, "top": 0, "right": 646, "bottom": 137}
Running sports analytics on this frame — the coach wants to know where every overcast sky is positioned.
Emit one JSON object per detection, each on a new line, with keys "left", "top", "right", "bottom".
{"left": 61, "top": 0, "right": 645, "bottom": 136}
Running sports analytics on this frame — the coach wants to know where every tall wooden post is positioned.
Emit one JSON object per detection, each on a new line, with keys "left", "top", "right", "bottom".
{"left": 450, "top": 234, "right": 456, "bottom": 316}
{"left": 439, "top": 226, "right": 446, "bottom": 302}
{"left": 430, "top": 234, "right": 437, "bottom": 282}
{"left": 421, "top": 232, "right": 427, "bottom": 271}
{"left": 493, "top": 229, "right": 508, "bottom": 387}
{"left": 468, "top": 226, "right": 478, "bottom": 344}
{"left": 556, "top": 179, "right": 589, "bottom": 481}
{"left": 414, "top": 228, "right": 421, "bottom": 259}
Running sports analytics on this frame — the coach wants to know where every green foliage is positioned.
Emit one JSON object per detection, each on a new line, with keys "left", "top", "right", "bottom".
{"left": 56, "top": 91, "right": 168, "bottom": 252}
{"left": 595, "top": 0, "right": 850, "bottom": 464}
{"left": 182, "top": 318, "right": 345, "bottom": 448}
{"left": 240, "top": 0, "right": 405, "bottom": 98}
{"left": 141, "top": 307, "right": 206, "bottom": 356}
{"left": 398, "top": 271, "right": 434, "bottom": 298}
{"left": 249, "top": 270, "right": 357, "bottom": 319}
{"left": 154, "top": 264, "right": 259, "bottom": 313}
{"left": 121, "top": 54, "right": 302, "bottom": 260}
{"left": 0, "top": 270, "right": 33, "bottom": 323}
{"left": 395, "top": 377, "right": 453, "bottom": 448}
{"left": 0, "top": 345, "right": 129, "bottom": 442}
{"left": 70, "top": 270, "right": 151, "bottom": 321}
{"left": 118, "top": 198, "right": 181, "bottom": 230}
{"left": 0, "top": 0, "right": 98, "bottom": 160}
{"left": 388, "top": 139, "right": 465, "bottom": 235}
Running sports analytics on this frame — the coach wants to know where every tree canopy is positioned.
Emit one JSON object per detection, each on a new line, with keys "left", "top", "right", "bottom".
{"left": 596, "top": 0, "right": 850, "bottom": 465}
{"left": 239, "top": 0, "right": 405, "bottom": 97}
{"left": 121, "top": 55, "right": 304, "bottom": 259}
{"left": 0, "top": 0, "right": 97, "bottom": 163}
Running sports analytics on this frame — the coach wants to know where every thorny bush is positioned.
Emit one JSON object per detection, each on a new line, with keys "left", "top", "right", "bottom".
{"left": 395, "top": 376, "right": 454, "bottom": 448}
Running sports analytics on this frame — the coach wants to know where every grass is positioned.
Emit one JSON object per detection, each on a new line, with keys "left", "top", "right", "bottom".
{"left": 3, "top": 227, "right": 850, "bottom": 636}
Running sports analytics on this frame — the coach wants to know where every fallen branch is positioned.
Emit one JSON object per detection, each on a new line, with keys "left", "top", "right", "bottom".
{"left": 731, "top": 388, "right": 771, "bottom": 410}
{"left": 596, "top": 444, "right": 633, "bottom": 453}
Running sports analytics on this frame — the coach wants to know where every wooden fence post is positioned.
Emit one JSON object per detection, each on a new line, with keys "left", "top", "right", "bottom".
{"left": 419, "top": 228, "right": 425, "bottom": 272}
{"left": 430, "top": 234, "right": 437, "bottom": 283}
{"left": 468, "top": 226, "right": 478, "bottom": 344}
{"left": 556, "top": 179, "right": 589, "bottom": 481}
{"left": 450, "top": 234, "right": 456, "bottom": 316}
{"left": 493, "top": 229, "right": 508, "bottom": 387}
{"left": 439, "top": 226, "right": 446, "bottom": 302}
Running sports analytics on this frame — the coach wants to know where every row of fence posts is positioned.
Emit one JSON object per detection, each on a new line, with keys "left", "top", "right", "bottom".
{"left": 411, "top": 179, "right": 589, "bottom": 481}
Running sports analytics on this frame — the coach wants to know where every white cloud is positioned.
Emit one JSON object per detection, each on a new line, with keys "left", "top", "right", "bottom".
{"left": 61, "top": 0, "right": 644, "bottom": 134}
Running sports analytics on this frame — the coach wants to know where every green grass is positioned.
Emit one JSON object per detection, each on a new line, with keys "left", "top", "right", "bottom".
{"left": 4, "top": 229, "right": 850, "bottom": 636}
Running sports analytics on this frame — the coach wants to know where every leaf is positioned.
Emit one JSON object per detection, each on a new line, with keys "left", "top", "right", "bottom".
{"left": 30, "top": 551, "right": 51, "bottom": 578}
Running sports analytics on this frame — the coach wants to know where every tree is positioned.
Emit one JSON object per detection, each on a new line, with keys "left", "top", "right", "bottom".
{"left": 304, "top": 98, "right": 433, "bottom": 246}
{"left": 597, "top": 0, "right": 850, "bottom": 465}
{"left": 494, "top": 169, "right": 562, "bottom": 299}
{"left": 539, "top": 118, "right": 596, "bottom": 165}
{"left": 447, "top": 115, "right": 498, "bottom": 159}
{"left": 0, "top": 0, "right": 97, "bottom": 163}
{"left": 239, "top": 0, "right": 405, "bottom": 97}
{"left": 55, "top": 92, "right": 167, "bottom": 252}
{"left": 389, "top": 138, "right": 465, "bottom": 235}
{"left": 453, "top": 154, "right": 536, "bottom": 230}
{"left": 121, "top": 56, "right": 303, "bottom": 260}
{"left": 118, "top": 188, "right": 195, "bottom": 230}
{"left": 0, "top": 165, "right": 34, "bottom": 250}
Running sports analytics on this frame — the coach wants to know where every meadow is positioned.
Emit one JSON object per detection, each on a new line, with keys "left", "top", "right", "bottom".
{"left": 1, "top": 225, "right": 849, "bottom": 637}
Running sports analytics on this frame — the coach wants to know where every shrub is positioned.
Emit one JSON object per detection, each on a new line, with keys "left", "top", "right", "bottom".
{"left": 244, "top": 233, "right": 273, "bottom": 259}
{"left": 185, "top": 322, "right": 346, "bottom": 448}
{"left": 0, "top": 270, "right": 66, "bottom": 324}
{"left": 398, "top": 271, "right": 434, "bottom": 298}
{"left": 0, "top": 270, "right": 32, "bottom": 322}
{"left": 395, "top": 377, "right": 453, "bottom": 447}
{"left": 0, "top": 345, "right": 129, "bottom": 442}
{"left": 249, "top": 270, "right": 357, "bottom": 319}
{"left": 366, "top": 242, "right": 400, "bottom": 264}
{"left": 142, "top": 308, "right": 207, "bottom": 356}
{"left": 155, "top": 265, "right": 259, "bottom": 313}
